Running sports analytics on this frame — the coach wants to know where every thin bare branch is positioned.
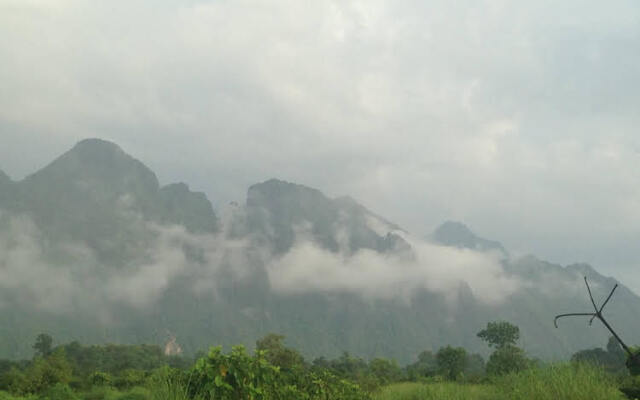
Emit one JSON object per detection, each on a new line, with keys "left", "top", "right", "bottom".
{"left": 584, "top": 276, "right": 598, "bottom": 312}
{"left": 598, "top": 284, "right": 618, "bottom": 313}
{"left": 553, "top": 313, "right": 596, "bottom": 328}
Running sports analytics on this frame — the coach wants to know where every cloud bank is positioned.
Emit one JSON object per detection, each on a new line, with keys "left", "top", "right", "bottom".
{"left": 1, "top": 0, "right": 639, "bottom": 287}
{"left": 0, "top": 208, "right": 519, "bottom": 314}
{"left": 267, "top": 231, "right": 518, "bottom": 305}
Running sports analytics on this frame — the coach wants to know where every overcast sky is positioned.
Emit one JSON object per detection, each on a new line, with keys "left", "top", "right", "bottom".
{"left": 1, "top": 0, "right": 639, "bottom": 290}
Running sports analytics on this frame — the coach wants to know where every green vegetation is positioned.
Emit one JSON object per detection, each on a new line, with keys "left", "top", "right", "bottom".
{"left": 477, "top": 321, "right": 529, "bottom": 376}
{"left": 374, "top": 363, "right": 626, "bottom": 400}
{"left": 1, "top": 321, "right": 639, "bottom": 399}
{"left": 495, "top": 362, "right": 625, "bottom": 400}
{"left": 373, "top": 382, "right": 495, "bottom": 400}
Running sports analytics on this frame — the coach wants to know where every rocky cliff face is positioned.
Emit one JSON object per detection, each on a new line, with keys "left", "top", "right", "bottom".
{"left": 245, "top": 179, "right": 406, "bottom": 255}
{"left": 1, "top": 139, "right": 639, "bottom": 363}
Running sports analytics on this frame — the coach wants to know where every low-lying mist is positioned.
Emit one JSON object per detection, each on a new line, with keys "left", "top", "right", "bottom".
{"left": 267, "top": 231, "right": 519, "bottom": 305}
{"left": 0, "top": 207, "right": 520, "bottom": 317}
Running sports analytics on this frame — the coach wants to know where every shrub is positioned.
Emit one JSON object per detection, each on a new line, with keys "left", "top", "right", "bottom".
{"left": 88, "top": 373, "right": 112, "bottom": 388}
{"left": 38, "top": 383, "right": 79, "bottom": 400}
{"left": 80, "top": 386, "right": 120, "bottom": 400}
{"left": 116, "top": 387, "right": 150, "bottom": 400}
{"left": 188, "top": 346, "right": 369, "bottom": 400}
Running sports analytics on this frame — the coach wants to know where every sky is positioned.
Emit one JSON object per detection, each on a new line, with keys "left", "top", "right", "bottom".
{"left": 1, "top": 1, "right": 639, "bottom": 290}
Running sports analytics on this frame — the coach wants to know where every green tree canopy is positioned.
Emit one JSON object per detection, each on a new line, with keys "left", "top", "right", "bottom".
{"left": 406, "top": 350, "right": 437, "bottom": 380}
{"left": 486, "top": 344, "right": 528, "bottom": 376}
{"left": 571, "top": 336, "right": 626, "bottom": 374}
{"left": 255, "top": 333, "right": 304, "bottom": 370}
{"left": 368, "top": 358, "right": 402, "bottom": 385}
{"left": 436, "top": 346, "right": 467, "bottom": 381}
{"left": 33, "top": 334, "right": 53, "bottom": 358}
{"left": 477, "top": 321, "right": 520, "bottom": 349}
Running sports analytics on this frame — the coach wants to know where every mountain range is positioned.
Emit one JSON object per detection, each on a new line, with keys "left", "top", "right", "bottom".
{"left": 0, "top": 138, "right": 638, "bottom": 363}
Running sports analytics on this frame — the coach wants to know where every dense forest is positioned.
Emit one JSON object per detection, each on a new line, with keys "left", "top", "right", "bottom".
{"left": 1, "top": 321, "right": 638, "bottom": 399}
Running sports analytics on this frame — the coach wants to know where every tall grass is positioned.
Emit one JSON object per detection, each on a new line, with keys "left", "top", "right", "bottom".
{"left": 148, "top": 380, "right": 191, "bottom": 400}
{"left": 372, "top": 382, "right": 496, "bottom": 400}
{"left": 494, "top": 362, "right": 625, "bottom": 400}
{"left": 147, "top": 371, "right": 199, "bottom": 400}
{"left": 375, "top": 363, "right": 626, "bottom": 400}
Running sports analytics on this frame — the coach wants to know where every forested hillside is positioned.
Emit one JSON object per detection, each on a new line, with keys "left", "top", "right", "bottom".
{"left": 1, "top": 139, "right": 639, "bottom": 362}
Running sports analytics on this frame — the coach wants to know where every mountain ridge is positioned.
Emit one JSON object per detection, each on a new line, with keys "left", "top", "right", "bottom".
{"left": 0, "top": 138, "right": 638, "bottom": 363}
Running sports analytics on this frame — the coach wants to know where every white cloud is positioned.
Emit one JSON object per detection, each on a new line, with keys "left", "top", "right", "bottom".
{"left": 267, "top": 231, "right": 519, "bottom": 305}
{"left": 0, "top": 0, "right": 639, "bottom": 283}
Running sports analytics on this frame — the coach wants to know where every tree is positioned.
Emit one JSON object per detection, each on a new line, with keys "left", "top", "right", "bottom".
{"left": 478, "top": 321, "right": 528, "bottom": 376}
{"left": 368, "top": 358, "right": 402, "bottom": 385}
{"left": 406, "top": 350, "right": 437, "bottom": 380}
{"left": 464, "top": 353, "right": 486, "bottom": 378}
{"left": 486, "top": 345, "right": 528, "bottom": 376}
{"left": 255, "top": 333, "right": 304, "bottom": 370}
{"left": 15, "top": 348, "right": 73, "bottom": 394}
{"left": 571, "top": 336, "right": 626, "bottom": 374}
{"left": 477, "top": 321, "right": 519, "bottom": 349}
{"left": 436, "top": 346, "right": 467, "bottom": 381}
{"left": 607, "top": 336, "right": 626, "bottom": 365}
{"left": 33, "top": 333, "right": 53, "bottom": 358}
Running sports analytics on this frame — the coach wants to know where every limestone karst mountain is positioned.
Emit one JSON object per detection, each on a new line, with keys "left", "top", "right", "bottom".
{"left": 432, "top": 220, "right": 508, "bottom": 257}
{"left": 244, "top": 179, "right": 407, "bottom": 255}
{"left": 1, "top": 138, "right": 639, "bottom": 363}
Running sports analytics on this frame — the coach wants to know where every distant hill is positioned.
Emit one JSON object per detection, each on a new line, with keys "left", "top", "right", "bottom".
{"left": 0, "top": 138, "right": 639, "bottom": 363}
{"left": 245, "top": 179, "right": 406, "bottom": 254}
{"left": 432, "top": 221, "right": 508, "bottom": 257}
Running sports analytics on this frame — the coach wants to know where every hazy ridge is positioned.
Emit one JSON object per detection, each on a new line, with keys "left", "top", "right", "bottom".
{"left": 0, "top": 138, "right": 638, "bottom": 362}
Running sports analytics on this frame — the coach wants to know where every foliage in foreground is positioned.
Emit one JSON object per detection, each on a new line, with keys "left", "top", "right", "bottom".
{"left": 494, "top": 362, "right": 625, "bottom": 400}
{"left": 374, "top": 363, "right": 626, "bottom": 400}
{"left": 189, "top": 345, "right": 368, "bottom": 400}
{"left": 2, "top": 322, "right": 638, "bottom": 399}
{"left": 373, "top": 382, "right": 495, "bottom": 400}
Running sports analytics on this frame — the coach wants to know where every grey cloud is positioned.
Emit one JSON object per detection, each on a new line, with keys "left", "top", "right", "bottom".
{"left": 0, "top": 0, "right": 639, "bottom": 291}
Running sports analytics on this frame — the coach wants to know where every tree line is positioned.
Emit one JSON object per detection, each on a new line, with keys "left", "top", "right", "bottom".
{"left": 0, "top": 320, "right": 630, "bottom": 399}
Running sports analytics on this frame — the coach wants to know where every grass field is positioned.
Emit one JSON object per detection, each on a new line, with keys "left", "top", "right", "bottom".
{"left": 373, "top": 382, "right": 496, "bottom": 400}
{"left": 0, "top": 362, "right": 631, "bottom": 400}
{"left": 374, "top": 363, "right": 627, "bottom": 400}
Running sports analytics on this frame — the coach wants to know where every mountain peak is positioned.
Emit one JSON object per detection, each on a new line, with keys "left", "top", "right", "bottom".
{"left": 24, "top": 138, "right": 160, "bottom": 191}
{"left": 73, "top": 137, "right": 123, "bottom": 152}
{"left": 432, "top": 221, "right": 507, "bottom": 256}
{"left": 247, "top": 179, "right": 325, "bottom": 204}
{"left": 245, "top": 178, "right": 405, "bottom": 254}
{"left": 434, "top": 221, "right": 475, "bottom": 240}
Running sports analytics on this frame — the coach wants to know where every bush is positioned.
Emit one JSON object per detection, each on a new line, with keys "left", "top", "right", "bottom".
{"left": 116, "top": 387, "right": 150, "bottom": 400}
{"left": 0, "top": 391, "right": 22, "bottom": 400}
{"left": 38, "top": 384, "right": 79, "bottom": 400}
{"left": 88, "top": 373, "right": 111, "bottom": 388}
{"left": 80, "top": 386, "right": 120, "bottom": 400}
{"left": 188, "top": 346, "right": 369, "bottom": 400}
{"left": 113, "top": 371, "right": 145, "bottom": 390}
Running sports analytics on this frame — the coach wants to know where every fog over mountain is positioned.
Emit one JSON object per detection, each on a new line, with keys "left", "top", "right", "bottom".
{"left": 1, "top": 0, "right": 640, "bottom": 298}
{"left": 1, "top": 139, "right": 639, "bottom": 362}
